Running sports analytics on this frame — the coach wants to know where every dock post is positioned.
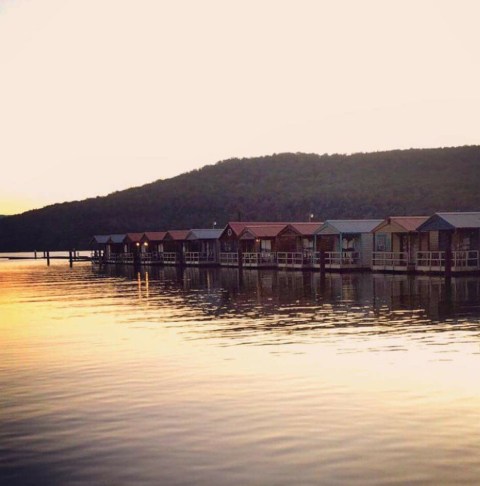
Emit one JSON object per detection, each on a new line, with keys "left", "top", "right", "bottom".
{"left": 133, "top": 250, "right": 141, "bottom": 267}
{"left": 46, "top": 251, "right": 50, "bottom": 266}
{"left": 444, "top": 231, "right": 453, "bottom": 278}
{"left": 34, "top": 250, "right": 37, "bottom": 259}
{"left": 69, "top": 250, "right": 73, "bottom": 267}
{"left": 320, "top": 249, "right": 326, "bottom": 275}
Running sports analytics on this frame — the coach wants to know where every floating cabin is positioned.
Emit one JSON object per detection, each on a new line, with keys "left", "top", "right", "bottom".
{"left": 123, "top": 233, "right": 145, "bottom": 263}
{"left": 239, "top": 224, "right": 288, "bottom": 268}
{"left": 416, "top": 212, "right": 480, "bottom": 274}
{"left": 314, "top": 220, "right": 383, "bottom": 270}
{"left": 218, "top": 222, "right": 288, "bottom": 266}
{"left": 105, "top": 234, "right": 127, "bottom": 262}
{"left": 140, "top": 232, "right": 167, "bottom": 264}
{"left": 91, "top": 235, "right": 110, "bottom": 261}
{"left": 162, "top": 230, "right": 190, "bottom": 265}
{"left": 372, "top": 216, "right": 429, "bottom": 272}
{"left": 184, "top": 229, "right": 223, "bottom": 265}
{"left": 88, "top": 212, "right": 480, "bottom": 275}
{"left": 276, "top": 222, "right": 323, "bottom": 269}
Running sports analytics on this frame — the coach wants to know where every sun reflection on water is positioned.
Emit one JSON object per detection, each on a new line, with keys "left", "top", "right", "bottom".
{"left": 1, "top": 261, "right": 480, "bottom": 485}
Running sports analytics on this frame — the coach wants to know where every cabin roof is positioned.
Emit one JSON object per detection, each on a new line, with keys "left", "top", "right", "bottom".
{"left": 165, "top": 230, "right": 190, "bottom": 241}
{"left": 142, "top": 231, "right": 167, "bottom": 241}
{"left": 125, "top": 232, "right": 144, "bottom": 243}
{"left": 239, "top": 224, "right": 288, "bottom": 239}
{"left": 108, "top": 234, "right": 127, "bottom": 244}
{"left": 316, "top": 220, "right": 383, "bottom": 235}
{"left": 418, "top": 212, "right": 480, "bottom": 231}
{"left": 221, "top": 221, "right": 288, "bottom": 238}
{"left": 92, "top": 235, "right": 110, "bottom": 244}
{"left": 220, "top": 221, "right": 320, "bottom": 239}
{"left": 186, "top": 229, "right": 223, "bottom": 240}
{"left": 373, "top": 216, "right": 429, "bottom": 233}
{"left": 289, "top": 222, "right": 323, "bottom": 236}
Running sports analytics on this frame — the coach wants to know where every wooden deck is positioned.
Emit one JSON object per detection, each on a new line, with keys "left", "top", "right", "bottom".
{"left": 90, "top": 249, "right": 480, "bottom": 275}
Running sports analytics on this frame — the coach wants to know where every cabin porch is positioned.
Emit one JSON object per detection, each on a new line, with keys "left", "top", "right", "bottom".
{"left": 184, "top": 230, "right": 222, "bottom": 266}
{"left": 415, "top": 228, "right": 480, "bottom": 274}
{"left": 313, "top": 234, "right": 363, "bottom": 271}
{"left": 140, "top": 232, "right": 166, "bottom": 264}
{"left": 416, "top": 250, "right": 480, "bottom": 273}
{"left": 275, "top": 225, "right": 316, "bottom": 269}
{"left": 239, "top": 236, "right": 278, "bottom": 268}
{"left": 372, "top": 232, "right": 427, "bottom": 272}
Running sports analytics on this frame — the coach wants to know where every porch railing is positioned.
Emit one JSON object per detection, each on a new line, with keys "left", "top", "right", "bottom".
{"left": 372, "top": 251, "right": 409, "bottom": 267}
{"left": 163, "top": 252, "right": 178, "bottom": 264}
{"left": 219, "top": 252, "right": 239, "bottom": 265}
{"left": 91, "top": 250, "right": 103, "bottom": 262}
{"left": 140, "top": 252, "right": 163, "bottom": 263}
{"left": 184, "top": 252, "right": 217, "bottom": 264}
{"left": 452, "top": 250, "right": 479, "bottom": 268}
{"left": 277, "top": 252, "right": 307, "bottom": 266}
{"left": 313, "top": 251, "right": 360, "bottom": 266}
{"left": 243, "top": 252, "right": 277, "bottom": 266}
{"left": 416, "top": 251, "right": 445, "bottom": 269}
{"left": 416, "top": 251, "right": 479, "bottom": 270}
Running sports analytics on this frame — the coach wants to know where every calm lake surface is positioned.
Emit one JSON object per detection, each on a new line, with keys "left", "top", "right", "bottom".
{"left": 1, "top": 260, "right": 480, "bottom": 485}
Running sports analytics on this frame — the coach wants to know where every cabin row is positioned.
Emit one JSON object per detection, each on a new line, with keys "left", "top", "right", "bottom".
{"left": 90, "top": 212, "right": 480, "bottom": 275}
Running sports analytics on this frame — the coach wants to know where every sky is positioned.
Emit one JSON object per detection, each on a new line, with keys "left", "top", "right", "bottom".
{"left": 1, "top": 0, "right": 479, "bottom": 215}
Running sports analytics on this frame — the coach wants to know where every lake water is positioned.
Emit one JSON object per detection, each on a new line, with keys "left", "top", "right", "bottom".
{"left": 1, "top": 260, "right": 480, "bottom": 485}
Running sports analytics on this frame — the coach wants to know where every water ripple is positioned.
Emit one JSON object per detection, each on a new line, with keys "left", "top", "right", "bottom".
{"left": 1, "top": 262, "right": 480, "bottom": 485}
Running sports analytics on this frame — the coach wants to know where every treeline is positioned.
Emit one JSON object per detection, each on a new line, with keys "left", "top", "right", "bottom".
{"left": 1, "top": 146, "right": 480, "bottom": 251}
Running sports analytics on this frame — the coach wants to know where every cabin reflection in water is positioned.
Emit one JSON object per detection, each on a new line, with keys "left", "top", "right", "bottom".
{"left": 92, "top": 265, "right": 480, "bottom": 330}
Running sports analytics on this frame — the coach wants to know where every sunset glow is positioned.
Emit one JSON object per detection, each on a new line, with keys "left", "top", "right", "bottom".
{"left": 1, "top": 0, "right": 480, "bottom": 214}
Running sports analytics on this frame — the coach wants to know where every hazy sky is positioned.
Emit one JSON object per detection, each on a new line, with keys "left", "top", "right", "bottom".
{"left": 1, "top": 0, "right": 479, "bottom": 214}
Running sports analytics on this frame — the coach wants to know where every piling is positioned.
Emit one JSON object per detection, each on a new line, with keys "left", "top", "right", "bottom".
{"left": 444, "top": 231, "right": 453, "bottom": 278}
{"left": 133, "top": 250, "right": 141, "bottom": 267}
{"left": 319, "top": 249, "right": 326, "bottom": 275}
{"left": 46, "top": 251, "right": 50, "bottom": 266}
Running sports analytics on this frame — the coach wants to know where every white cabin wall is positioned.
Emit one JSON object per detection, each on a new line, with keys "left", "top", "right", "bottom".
{"left": 360, "top": 233, "right": 374, "bottom": 267}
{"left": 429, "top": 231, "right": 439, "bottom": 251}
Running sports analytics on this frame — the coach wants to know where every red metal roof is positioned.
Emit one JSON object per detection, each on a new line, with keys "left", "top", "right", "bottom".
{"left": 240, "top": 224, "right": 289, "bottom": 239}
{"left": 142, "top": 231, "right": 167, "bottom": 241}
{"left": 223, "top": 221, "right": 320, "bottom": 238}
{"left": 165, "top": 230, "right": 190, "bottom": 241}
{"left": 125, "top": 232, "right": 144, "bottom": 243}
{"left": 289, "top": 222, "right": 323, "bottom": 236}
{"left": 223, "top": 221, "right": 287, "bottom": 237}
{"left": 388, "top": 216, "right": 429, "bottom": 232}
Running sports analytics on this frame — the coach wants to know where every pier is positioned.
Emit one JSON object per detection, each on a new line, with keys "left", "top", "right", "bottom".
{"left": 1, "top": 251, "right": 92, "bottom": 266}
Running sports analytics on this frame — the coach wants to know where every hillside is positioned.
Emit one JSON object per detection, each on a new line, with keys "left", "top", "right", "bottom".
{"left": 1, "top": 146, "right": 480, "bottom": 251}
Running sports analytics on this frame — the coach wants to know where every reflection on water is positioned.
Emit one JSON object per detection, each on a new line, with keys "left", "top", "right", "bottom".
{"left": 93, "top": 264, "right": 480, "bottom": 347}
{"left": 1, "top": 261, "right": 480, "bottom": 485}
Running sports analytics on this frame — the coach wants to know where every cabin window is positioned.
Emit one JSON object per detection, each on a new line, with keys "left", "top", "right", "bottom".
{"left": 341, "top": 236, "right": 356, "bottom": 251}
{"left": 302, "top": 238, "right": 313, "bottom": 250}
{"left": 260, "top": 240, "right": 272, "bottom": 252}
{"left": 462, "top": 236, "right": 470, "bottom": 250}
{"left": 376, "top": 234, "right": 387, "bottom": 251}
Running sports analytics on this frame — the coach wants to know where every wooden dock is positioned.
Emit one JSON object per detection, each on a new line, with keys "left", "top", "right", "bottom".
{"left": 1, "top": 251, "right": 91, "bottom": 265}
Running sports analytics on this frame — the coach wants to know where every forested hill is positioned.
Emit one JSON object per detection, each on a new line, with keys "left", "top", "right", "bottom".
{"left": 1, "top": 146, "right": 480, "bottom": 251}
